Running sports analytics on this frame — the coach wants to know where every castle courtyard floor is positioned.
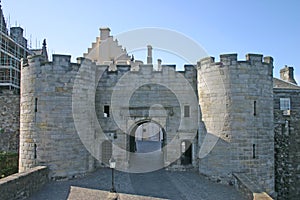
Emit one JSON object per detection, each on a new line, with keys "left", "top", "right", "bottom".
{"left": 26, "top": 168, "right": 245, "bottom": 200}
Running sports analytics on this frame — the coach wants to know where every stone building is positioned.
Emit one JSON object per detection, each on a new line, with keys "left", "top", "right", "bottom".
{"left": 273, "top": 68, "right": 300, "bottom": 199}
{"left": 0, "top": 1, "right": 299, "bottom": 195}
{"left": 0, "top": 0, "right": 299, "bottom": 198}
{"left": 17, "top": 28, "right": 300, "bottom": 199}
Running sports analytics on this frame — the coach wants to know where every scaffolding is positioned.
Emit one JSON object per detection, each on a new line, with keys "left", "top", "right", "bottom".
{"left": 0, "top": 6, "right": 31, "bottom": 91}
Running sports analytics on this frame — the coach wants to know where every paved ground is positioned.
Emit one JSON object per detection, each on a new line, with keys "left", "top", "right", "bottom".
{"left": 27, "top": 142, "right": 245, "bottom": 200}
{"left": 129, "top": 141, "right": 164, "bottom": 173}
{"left": 136, "top": 141, "right": 162, "bottom": 153}
{"left": 27, "top": 168, "right": 246, "bottom": 200}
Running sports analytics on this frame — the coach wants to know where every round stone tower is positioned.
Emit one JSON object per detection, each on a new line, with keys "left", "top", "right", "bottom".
{"left": 19, "top": 54, "right": 96, "bottom": 178}
{"left": 197, "top": 54, "right": 274, "bottom": 194}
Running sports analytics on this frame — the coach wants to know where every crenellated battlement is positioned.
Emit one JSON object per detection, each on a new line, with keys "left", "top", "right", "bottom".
{"left": 21, "top": 55, "right": 48, "bottom": 67}
{"left": 52, "top": 54, "right": 72, "bottom": 66}
{"left": 105, "top": 63, "right": 197, "bottom": 77}
{"left": 198, "top": 53, "right": 273, "bottom": 70}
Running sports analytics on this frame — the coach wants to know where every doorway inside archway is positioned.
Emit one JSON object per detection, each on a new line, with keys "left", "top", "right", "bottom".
{"left": 135, "top": 122, "right": 164, "bottom": 153}
{"left": 130, "top": 121, "right": 165, "bottom": 153}
{"left": 181, "top": 140, "right": 192, "bottom": 165}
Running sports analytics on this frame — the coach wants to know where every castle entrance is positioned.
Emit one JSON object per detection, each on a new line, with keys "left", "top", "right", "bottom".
{"left": 129, "top": 121, "right": 165, "bottom": 153}
{"left": 128, "top": 119, "right": 166, "bottom": 172}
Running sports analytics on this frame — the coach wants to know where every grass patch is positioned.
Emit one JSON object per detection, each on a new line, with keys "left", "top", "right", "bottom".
{"left": 0, "top": 151, "right": 18, "bottom": 178}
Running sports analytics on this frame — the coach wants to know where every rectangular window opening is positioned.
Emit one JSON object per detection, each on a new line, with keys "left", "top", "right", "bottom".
{"left": 280, "top": 98, "right": 291, "bottom": 110}
{"left": 184, "top": 105, "right": 190, "bottom": 118}
{"left": 104, "top": 105, "right": 110, "bottom": 117}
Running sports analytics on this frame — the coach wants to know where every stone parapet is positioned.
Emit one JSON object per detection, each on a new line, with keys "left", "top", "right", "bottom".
{"left": 0, "top": 166, "right": 48, "bottom": 200}
{"left": 233, "top": 173, "right": 274, "bottom": 200}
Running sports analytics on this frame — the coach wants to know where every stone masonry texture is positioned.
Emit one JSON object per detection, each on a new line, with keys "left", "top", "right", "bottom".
{"left": 0, "top": 90, "right": 20, "bottom": 152}
{"left": 0, "top": 166, "right": 48, "bottom": 200}
{"left": 197, "top": 54, "right": 274, "bottom": 195}
{"left": 19, "top": 55, "right": 96, "bottom": 178}
{"left": 274, "top": 89, "right": 300, "bottom": 200}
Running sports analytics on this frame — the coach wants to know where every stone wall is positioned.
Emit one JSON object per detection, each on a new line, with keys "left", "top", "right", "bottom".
{"left": 0, "top": 166, "right": 48, "bottom": 200}
{"left": 197, "top": 54, "right": 274, "bottom": 195}
{"left": 274, "top": 88, "right": 300, "bottom": 200}
{"left": 0, "top": 90, "right": 20, "bottom": 152}
{"left": 94, "top": 64, "right": 199, "bottom": 171}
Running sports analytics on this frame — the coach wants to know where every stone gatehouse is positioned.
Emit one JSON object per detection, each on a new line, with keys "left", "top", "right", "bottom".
{"left": 0, "top": 27, "right": 295, "bottom": 199}
{"left": 17, "top": 28, "right": 279, "bottom": 196}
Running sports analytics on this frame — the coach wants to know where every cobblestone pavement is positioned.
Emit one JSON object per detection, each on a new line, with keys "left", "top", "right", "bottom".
{"left": 27, "top": 168, "right": 246, "bottom": 200}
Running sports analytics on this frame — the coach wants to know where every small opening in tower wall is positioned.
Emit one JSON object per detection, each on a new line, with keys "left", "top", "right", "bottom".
{"left": 252, "top": 144, "right": 256, "bottom": 159}
{"left": 104, "top": 105, "right": 110, "bottom": 117}
{"left": 34, "top": 144, "right": 37, "bottom": 159}
{"left": 35, "top": 98, "right": 38, "bottom": 112}
{"left": 184, "top": 105, "right": 190, "bottom": 117}
{"left": 253, "top": 101, "right": 257, "bottom": 116}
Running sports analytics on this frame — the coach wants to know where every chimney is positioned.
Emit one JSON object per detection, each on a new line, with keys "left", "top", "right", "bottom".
{"left": 100, "top": 27, "right": 111, "bottom": 40}
{"left": 147, "top": 45, "right": 152, "bottom": 64}
{"left": 280, "top": 65, "right": 297, "bottom": 85}
{"left": 157, "top": 59, "right": 162, "bottom": 70}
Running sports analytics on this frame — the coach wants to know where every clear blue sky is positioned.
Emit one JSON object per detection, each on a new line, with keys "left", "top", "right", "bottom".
{"left": 2, "top": 0, "right": 300, "bottom": 82}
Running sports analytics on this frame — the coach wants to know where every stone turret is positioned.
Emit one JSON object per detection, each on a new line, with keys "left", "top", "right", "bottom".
{"left": 19, "top": 55, "right": 96, "bottom": 178}
{"left": 280, "top": 65, "right": 297, "bottom": 85}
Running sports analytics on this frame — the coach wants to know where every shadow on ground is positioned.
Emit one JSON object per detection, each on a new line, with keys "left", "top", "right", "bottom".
{"left": 27, "top": 168, "right": 245, "bottom": 200}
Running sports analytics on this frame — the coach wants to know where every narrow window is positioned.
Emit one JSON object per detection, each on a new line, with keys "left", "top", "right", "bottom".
{"left": 253, "top": 101, "right": 256, "bottom": 116}
{"left": 184, "top": 105, "right": 190, "bottom": 118}
{"left": 280, "top": 98, "right": 291, "bottom": 110}
{"left": 35, "top": 98, "right": 38, "bottom": 112}
{"left": 34, "top": 144, "right": 37, "bottom": 159}
{"left": 252, "top": 144, "right": 256, "bottom": 159}
{"left": 104, "top": 105, "right": 110, "bottom": 117}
